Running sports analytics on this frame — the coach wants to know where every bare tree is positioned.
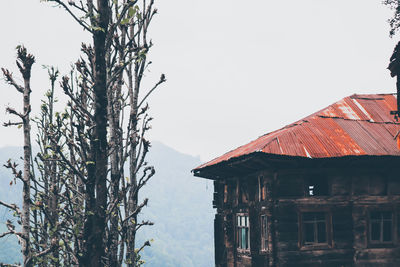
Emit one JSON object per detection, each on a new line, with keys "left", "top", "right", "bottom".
{"left": 0, "top": 1, "right": 165, "bottom": 266}
{"left": 1, "top": 48, "right": 35, "bottom": 267}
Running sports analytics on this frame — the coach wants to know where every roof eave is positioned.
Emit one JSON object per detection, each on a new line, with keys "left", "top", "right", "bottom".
{"left": 193, "top": 153, "right": 400, "bottom": 180}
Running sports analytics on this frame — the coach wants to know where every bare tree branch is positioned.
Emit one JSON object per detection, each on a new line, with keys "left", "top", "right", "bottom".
{"left": 47, "top": 0, "right": 92, "bottom": 32}
{"left": 1, "top": 68, "right": 24, "bottom": 93}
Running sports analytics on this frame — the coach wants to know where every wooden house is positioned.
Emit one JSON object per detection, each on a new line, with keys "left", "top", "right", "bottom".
{"left": 193, "top": 94, "right": 400, "bottom": 267}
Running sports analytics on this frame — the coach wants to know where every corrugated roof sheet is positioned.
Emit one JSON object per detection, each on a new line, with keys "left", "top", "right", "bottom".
{"left": 195, "top": 94, "right": 400, "bottom": 170}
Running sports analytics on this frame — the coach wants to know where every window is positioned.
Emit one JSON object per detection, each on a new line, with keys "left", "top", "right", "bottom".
{"left": 301, "top": 212, "right": 328, "bottom": 245}
{"left": 369, "top": 211, "right": 393, "bottom": 244}
{"left": 237, "top": 214, "right": 250, "bottom": 250}
{"left": 261, "top": 215, "right": 268, "bottom": 251}
{"left": 305, "top": 177, "right": 328, "bottom": 196}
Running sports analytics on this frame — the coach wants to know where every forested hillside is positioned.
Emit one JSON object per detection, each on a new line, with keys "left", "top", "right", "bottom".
{"left": 0, "top": 143, "right": 214, "bottom": 266}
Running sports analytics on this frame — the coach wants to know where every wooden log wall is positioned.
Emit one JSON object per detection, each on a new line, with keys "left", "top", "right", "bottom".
{"left": 213, "top": 166, "right": 400, "bottom": 267}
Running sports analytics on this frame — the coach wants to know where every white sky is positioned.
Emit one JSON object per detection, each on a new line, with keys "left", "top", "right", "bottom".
{"left": 0, "top": 0, "right": 399, "bottom": 162}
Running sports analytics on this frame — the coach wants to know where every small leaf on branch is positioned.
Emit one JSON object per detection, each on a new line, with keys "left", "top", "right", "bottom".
{"left": 128, "top": 7, "right": 136, "bottom": 18}
{"left": 91, "top": 26, "right": 106, "bottom": 32}
{"left": 121, "top": 18, "right": 130, "bottom": 25}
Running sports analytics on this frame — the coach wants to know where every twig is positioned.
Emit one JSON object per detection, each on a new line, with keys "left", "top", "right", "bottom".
{"left": 48, "top": 0, "right": 92, "bottom": 32}
{"left": 0, "top": 200, "right": 21, "bottom": 216}
{"left": 137, "top": 74, "right": 166, "bottom": 108}
{"left": 1, "top": 68, "right": 24, "bottom": 93}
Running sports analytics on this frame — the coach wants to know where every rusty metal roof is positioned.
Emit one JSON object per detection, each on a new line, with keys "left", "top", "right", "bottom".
{"left": 195, "top": 94, "right": 400, "bottom": 171}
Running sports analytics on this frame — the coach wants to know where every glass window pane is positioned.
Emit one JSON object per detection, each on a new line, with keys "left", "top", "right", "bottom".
{"left": 303, "top": 213, "right": 314, "bottom": 221}
{"left": 245, "top": 228, "right": 249, "bottom": 249}
{"left": 383, "top": 220, "right": 392, "bottom": 242}
{"left": 304, "top": 222, "right": 314, "bottom": 243}
{"left": 237, "top": 214, "right": 250, "bottom": 250}
{"left": 370, "top": 212, "right": 380, "bottom": 220}
{"left": 242, "top": 228, "right": 246, "bottom": 249}
{"left": 264, "top": 216, "right": 268, "bottom": 236}
{"left": 369, "top": 211, "right": 394, "bottom": 243}
{"left": 315, "top": 213, "right": 325, "bottom": 221}
{"left": 382, "top": 212, "right": 392, "bottom": 220}
{"left": 371, "top": 222, "right": 380, "bottom": 241}
{"left": 261, "top": 216, "right": 264, "bottom": 231}
{"left": 238, "top": 228, "right": 242, "bottom": 248}
{"left": 317, "top": 222, "right": 326, "bottom": 243}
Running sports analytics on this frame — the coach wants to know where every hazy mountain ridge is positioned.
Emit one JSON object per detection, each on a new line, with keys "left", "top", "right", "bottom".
{"left": 137, "top": 142, "right": 214, "bottom": 266}
{"left": 0, "top": 142, "right": 214, "bottom": 266}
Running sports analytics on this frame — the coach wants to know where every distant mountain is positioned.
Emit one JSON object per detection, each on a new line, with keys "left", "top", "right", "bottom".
{"left": 0, "top": 146, "right": 23, "bottom": 263}
{"left": 0, "top": 142, "right": 215, "bottom": 266}
{"left": 137, "top": 142, "right": 214, "bottom": 267}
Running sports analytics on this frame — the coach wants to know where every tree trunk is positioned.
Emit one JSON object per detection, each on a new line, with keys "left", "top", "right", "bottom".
{"left": 126, "top": 61, "right": 140, "bottom": 267}
{"left": 107, "top": 81, "right": 123, "bottom": 267}
{"left": 82, "top": 1, "right": 110, "bottom": 266}
{"left": 22, "top": 59, "right": 33, "bottom": 267}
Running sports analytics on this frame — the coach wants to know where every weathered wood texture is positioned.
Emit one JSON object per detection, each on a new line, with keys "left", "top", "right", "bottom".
{"left": 214, "top": 163, "right": 400, "bottom": 267}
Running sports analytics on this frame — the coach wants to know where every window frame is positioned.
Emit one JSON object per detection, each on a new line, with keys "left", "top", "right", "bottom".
{"left": 298, "top": 210, "right": 332, "bottom": 249}
{"left": 368, "top": 210, "right": 395, "bottom": 246}
{"left": 260, "top": 214, "right": 269, "bottom": 252}
{"left": 236, "top": 213, "right": 250, "bottom": 251}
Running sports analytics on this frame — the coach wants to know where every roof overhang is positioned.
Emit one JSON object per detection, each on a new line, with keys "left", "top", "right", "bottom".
{"left": 193, "top": 153, "right": 400, "bottom": 180}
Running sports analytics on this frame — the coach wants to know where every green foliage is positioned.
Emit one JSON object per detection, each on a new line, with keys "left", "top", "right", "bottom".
{"left": 90, "top": 26, "right": 106, "bottom": 32}
{"left": 121, "top": 5, "right": 139, "bottom": 25}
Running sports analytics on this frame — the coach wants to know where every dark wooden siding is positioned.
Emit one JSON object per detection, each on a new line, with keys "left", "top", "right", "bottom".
{"left": 213, "top": 165, "right": 400, "bottom": 267}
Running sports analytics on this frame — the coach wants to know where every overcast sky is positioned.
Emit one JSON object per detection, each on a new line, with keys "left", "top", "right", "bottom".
{"left": 0, "top": 0, "right": 399, "bottom": 162}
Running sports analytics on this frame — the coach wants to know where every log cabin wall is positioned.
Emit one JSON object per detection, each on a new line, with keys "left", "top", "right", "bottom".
{"left": 213, "top": 163, "right": 400, "bottom": 267}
